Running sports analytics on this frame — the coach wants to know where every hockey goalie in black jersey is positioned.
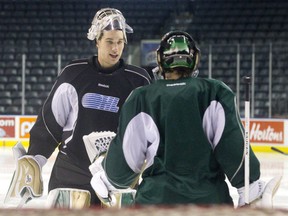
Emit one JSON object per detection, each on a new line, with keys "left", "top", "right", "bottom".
{"left": 89, "top": 31, "right": 281, "bottom": 208}
{"left": 5, "top": 8, "right": 152, "bottom": 208}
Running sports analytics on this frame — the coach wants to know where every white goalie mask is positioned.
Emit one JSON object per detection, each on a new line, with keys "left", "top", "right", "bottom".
{"left": 87, "top": 8, "right": 133, "bottom": 44}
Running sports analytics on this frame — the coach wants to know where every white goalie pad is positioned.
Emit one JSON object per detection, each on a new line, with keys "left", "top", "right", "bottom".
{"left": 46, "top": 188, "right": 91, "bottom": 209}
{"left": 4, "top": 155, "right": 43, "bottom": 204}
{"left": 4, "top": 142, "right": 47, "bottom": 207}
{"left": 252, "top": 176, "right": 282, "bottom": 208}
{"left": 99, "top": 188, "right": 136, "bottom": 208}
{"left": 83, "top": 131, "right": 116, "bottom": 163}
{"left": 238, "top": 176, "right": 282, "bottom": 208}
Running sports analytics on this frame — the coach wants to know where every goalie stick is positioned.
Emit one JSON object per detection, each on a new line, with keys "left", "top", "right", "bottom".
{"left": 244, "top": 76, "right": 251, "bottom": 205}
{"left": 271, "top": 147, "right": 288, "bottom": 156}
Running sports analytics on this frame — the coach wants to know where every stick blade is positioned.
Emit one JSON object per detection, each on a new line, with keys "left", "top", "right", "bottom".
{"left": 271, "top": 147, "right": 288, "bottom": 155}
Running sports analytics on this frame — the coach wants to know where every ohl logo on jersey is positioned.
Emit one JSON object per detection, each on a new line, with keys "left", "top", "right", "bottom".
{"left": 82, "top": 93, "right": 120, "bottom": 113}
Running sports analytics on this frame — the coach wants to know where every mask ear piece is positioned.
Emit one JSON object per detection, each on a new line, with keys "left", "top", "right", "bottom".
{"left": 193, "top": 51, "right": 200, "bottom": 72}
{"left": 156, "top": 31, "right": 175, "bottom": 75}
{"left": 156, "top": 47, "right": 163, "bottom": 74}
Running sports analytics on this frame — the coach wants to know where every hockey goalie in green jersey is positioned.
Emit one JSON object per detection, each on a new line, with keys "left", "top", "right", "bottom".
{"left": 89, "top": 31, "right": 281, "bottom": 208}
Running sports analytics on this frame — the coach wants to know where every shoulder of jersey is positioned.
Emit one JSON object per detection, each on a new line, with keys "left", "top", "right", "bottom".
{"left": 59, "top": 58, "right": 90, "bottom": 75}
{"left": 201, "top": 77, "right": 232, "bottom": 92}
{"left": 125, "top": 64, "right": 152, "bottom": 81}
{"left": 66, "top": 58, "right": 90, "bottom": 69}
{"left": 125, "top": 64, "right": 148, "bottom": 74}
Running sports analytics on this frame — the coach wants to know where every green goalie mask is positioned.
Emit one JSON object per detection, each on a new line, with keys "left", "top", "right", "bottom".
{"left": 156, "top": 31, "right": 200, "bottom": 78}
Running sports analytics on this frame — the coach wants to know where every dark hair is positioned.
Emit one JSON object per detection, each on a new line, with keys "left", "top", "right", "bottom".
{"left": 96, "top": 32, "right": 104, "bottom": 43}
{"left": 166, "top": 67, "right": 192, "bottom": 78}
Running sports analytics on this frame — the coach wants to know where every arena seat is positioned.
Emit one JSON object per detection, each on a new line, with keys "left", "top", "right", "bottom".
{"left": 4, "top": 106, "right": 21, "bottom": 114}
{"left": 0, "top": 0, "right": 287, "bottom": 117}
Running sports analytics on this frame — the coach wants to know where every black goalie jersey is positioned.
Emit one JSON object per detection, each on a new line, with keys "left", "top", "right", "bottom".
{"left": 27, "top": 56, "right": 152, "bottom": 171}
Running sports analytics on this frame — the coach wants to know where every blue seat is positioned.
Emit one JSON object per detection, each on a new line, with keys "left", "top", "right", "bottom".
{"left": 30, "top": 68, "right": 43, "bottom": 76}
{"left": 26, "top": 91, "right": 39, "bottom": 99}
{"left": 5, "top": 83, "right": 18, "bottom": 91}
{"left": 5, "top": 106, "right": 21, "bottom": 114}
{"left": 0, "top": 98, "right": 13, "bottom": 106}
{"left": 0, "top": 91, "right": 11, "bottom": 98}
{"left": 29, "top": 98, "right": 43, "bottom": 106}
{"left": 8, "top": 76, "right": 22, "bottom": 83}
{"left": 25, "top": 106, "right": 36, "bottom": 115}
{"left": 26, "top": 76, "right": 38, "bottom": 83}
{"left": 38, "top": 76, "right": 53, "bottom": 83}
{"left": 4, "top": 68, "right": 18, "bottom": 75}
{"left": 32, "top": 83, "right": 46, "bottom": 91}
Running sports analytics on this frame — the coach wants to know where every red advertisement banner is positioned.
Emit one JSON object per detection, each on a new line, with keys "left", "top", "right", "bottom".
{"left": 250, "top": 120, "right": 284, "bottom": 144}
{"left": 242, "top": 120, "right": 284, "bottom": 144}
{"left": 0, "top": 116, "right": 286, "bottom": 146}
{"left": 0, "top": 117, "right": 16, "bottom": 138}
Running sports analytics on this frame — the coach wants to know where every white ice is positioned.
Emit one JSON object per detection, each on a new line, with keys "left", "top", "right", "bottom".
{"left": 0, "top": 147, "right": 287, "bottom": 209}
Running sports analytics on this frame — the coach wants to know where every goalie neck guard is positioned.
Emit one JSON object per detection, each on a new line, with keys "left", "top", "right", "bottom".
{"left": 156, "top": 31, "right": 200, "bottom": 78}
{"left": 87, "top": 8, "right": 133, "bottom": 44}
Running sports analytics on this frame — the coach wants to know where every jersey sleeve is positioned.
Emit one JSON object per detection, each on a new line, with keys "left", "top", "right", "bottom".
{"left": 103, "top": 88, "right": 155, "bottom": 188}
{"left": 27, "top": 70, "right": 76, "bottom": 158}
{"left": 212, "top": 82, "right": 260, "bottom": 189}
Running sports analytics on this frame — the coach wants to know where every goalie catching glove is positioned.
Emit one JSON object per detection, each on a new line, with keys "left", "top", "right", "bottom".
{"left": 4, "top": 142, "right": 47, "bottom": 206}
{"left": 83, "top": 131, "right": 116, "bottom": 163}
{"left": 89, "top": 155, "right": 136, "bottom": 208}
{"left": 237, "top": 176, "right": 282, "bottom": 208}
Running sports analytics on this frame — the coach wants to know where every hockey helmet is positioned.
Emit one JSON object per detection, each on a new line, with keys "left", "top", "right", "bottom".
{"left": 156, "top": 31, "right": 200, "bottom": 77}
{"left": 87, "top": 8, "right": 133, "bottom": 43}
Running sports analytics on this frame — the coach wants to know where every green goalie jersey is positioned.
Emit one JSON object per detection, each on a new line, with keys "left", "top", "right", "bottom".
{"left": 103, "top": 76, "right": 260, "bottom": 205}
